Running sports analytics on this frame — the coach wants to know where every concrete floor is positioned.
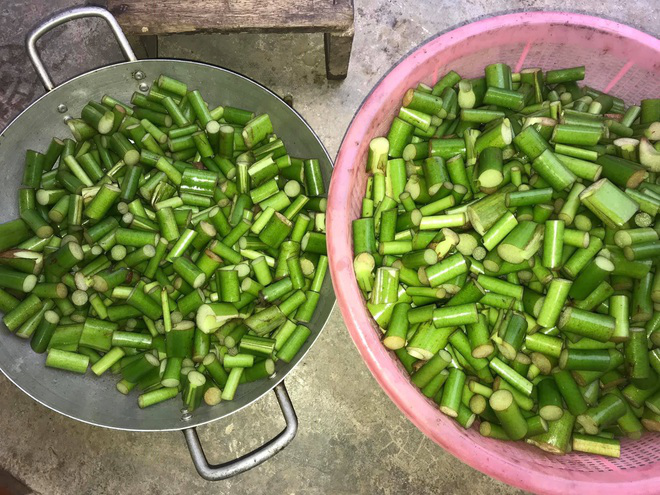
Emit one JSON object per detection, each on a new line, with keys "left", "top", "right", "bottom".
{"left": 1, "top": 1, "right": 658, "bottom": 494}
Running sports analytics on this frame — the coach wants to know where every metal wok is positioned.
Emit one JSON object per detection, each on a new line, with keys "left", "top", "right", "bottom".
{"left": 0, "top": 6, "right": 334, "bottom": 480}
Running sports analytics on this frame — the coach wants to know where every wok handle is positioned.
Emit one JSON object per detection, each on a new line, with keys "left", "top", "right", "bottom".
{"left": 26, "top": 6, "right": 137, "bottom": 91}
{"left": 182, "top": 382, "right": 298, "bottom": 480}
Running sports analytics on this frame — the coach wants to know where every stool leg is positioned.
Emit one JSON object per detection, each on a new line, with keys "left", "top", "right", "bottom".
{"left": 126, "top": 35, "right": 159, "bottom": 59}
{"left": 324, "top": 29, "right": 353, "bottom": 80}
{"left": 141, "top": 35, "right": 159, "bottom": 58}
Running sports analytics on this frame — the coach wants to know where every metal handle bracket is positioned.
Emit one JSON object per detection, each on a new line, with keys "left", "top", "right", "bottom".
{"left": 26, "top": 6, "right": 136, "bottom": 91}
{"left": 183, "top": 382, "right": 298, "bottom": 480}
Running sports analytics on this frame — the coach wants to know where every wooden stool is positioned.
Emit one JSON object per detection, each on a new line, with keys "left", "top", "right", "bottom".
{"left": 105, "top": 0, "right": 354, "bottom": 80}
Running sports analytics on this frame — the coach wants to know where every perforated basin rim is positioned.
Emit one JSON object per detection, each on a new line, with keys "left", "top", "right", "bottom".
{"left": 327, "top": 12, "right": 660, "bottom": 495}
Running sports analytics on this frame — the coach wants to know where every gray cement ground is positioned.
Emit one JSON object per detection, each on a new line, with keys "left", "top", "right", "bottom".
{"left": 0, "top": 1, "right": 658, "bottom": 494}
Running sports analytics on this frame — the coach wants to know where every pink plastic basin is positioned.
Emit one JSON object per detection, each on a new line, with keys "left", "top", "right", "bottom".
{"left": 327, "top": 12, "right": 660, "bottom": 495}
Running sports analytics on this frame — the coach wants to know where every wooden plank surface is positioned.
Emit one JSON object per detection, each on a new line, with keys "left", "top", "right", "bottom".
{"left": 107, "top": 0, "right": 354, "bottom": 35}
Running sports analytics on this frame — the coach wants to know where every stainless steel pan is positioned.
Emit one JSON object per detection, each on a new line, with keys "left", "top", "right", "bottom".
{"left": 0, "top": 6, "right": 335, "bottom": 480}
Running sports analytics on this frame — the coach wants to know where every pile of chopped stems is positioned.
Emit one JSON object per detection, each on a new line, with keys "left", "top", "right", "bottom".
{"left": 354, "top": 64, "right": 660, "bottom": 458}
{"left": 0, "top": 74, "right": 329, "bottom": 412}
